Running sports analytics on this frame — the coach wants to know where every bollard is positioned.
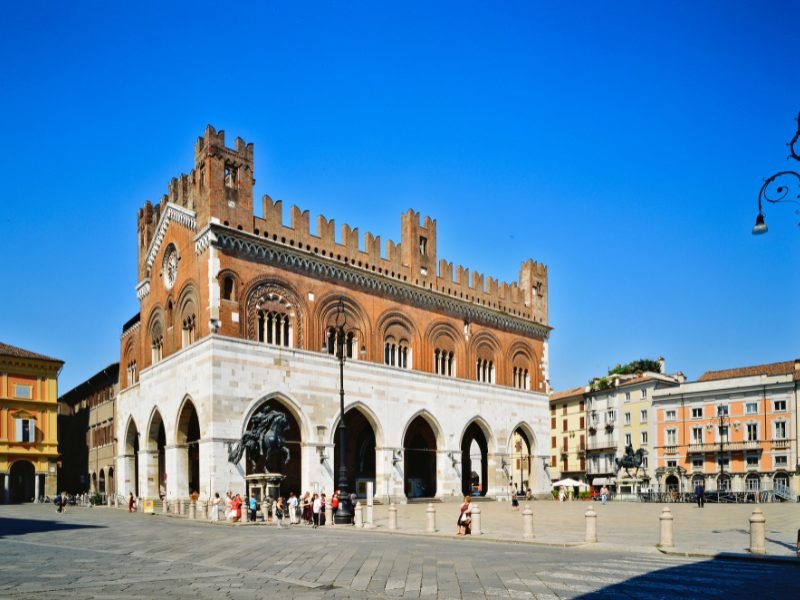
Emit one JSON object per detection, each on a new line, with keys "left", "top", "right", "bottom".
{"left": 471, "top": 505, "right": 482, "bottom": 535}
{"left": 426, "top": 503, "right": 437, "bottom": 533}
{"left": 325, "top": 502, "right": 333, "bottom": 526}
{"left": 366, "top": 502, "right": 374, "bottom": 528}
{"left": 659, "top": 506, "right": 674, "bottom": 548}
{"left": 189, "top": 500, "right": 197, "bottom": 520}
{"left": 749, "top": 508, "right": 766, "bottom": 554}
{"left": 163, "top": 498, "right": 169, "bottom": 514}
{"left": 178, "top": 499, "right": 184, "bottom": 516}
{"left": 522, "top": 505, "right": 534, "bottom": 540}
{"left": 388, "top": 503, "right": 398, "bottom": 530}
{"left": 355, "top": 501, "right": 364, "bottom": 528}
{"left": 585, "top": 506, "right": 598, "bottom": 543}
{"left": 260, "top": 500, "right": 268, "bottom": 522}
{"left": 200, "top": 500, "right": 208, "bottom": 520}
{"left": 107, "top": 496, "right": 112, "bottom": 507}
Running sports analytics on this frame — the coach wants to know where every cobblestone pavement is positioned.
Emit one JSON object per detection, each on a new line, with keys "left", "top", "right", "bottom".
{"left": 0, "top": 505, "right": 798, "bottom": 599}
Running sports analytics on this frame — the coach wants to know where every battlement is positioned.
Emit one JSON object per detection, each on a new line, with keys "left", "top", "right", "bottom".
{"left": 134, "top": 126, "right": 549, "bottom": 325}
{"left": 254, "top": 197, "right": 549, "bottom": 324}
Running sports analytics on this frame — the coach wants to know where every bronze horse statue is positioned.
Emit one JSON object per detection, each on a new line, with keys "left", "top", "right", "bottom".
{"left": 615, "top": 445, "right": 645, "bottom": 477}
{"left": 228, "top": 409, "right": 290, "bottom": 472}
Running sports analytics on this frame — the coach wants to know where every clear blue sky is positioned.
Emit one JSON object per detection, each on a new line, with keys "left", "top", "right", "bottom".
{"left": 2, "top": 1, "right": 798, "bottom": 393}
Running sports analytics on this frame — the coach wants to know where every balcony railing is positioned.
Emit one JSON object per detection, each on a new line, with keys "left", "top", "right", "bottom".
{"left": 587, "top": 437, "right": 616, "bottom": 450}
{"left": 687, "top": 440, "right": 765, "bottom": 453}
{"left": 772, "top": 439, "right": 790, "bottom": 449}
{"left": 664, "top": 445, "right": 678, "bottom": 454}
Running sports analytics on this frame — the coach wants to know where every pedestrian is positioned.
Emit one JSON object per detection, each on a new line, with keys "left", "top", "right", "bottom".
{"left": 211, "top": 492, "right": 221, "bottom": 521}
{"left": 559, "top": 486, "right": 566, "bottom": 503}
{"left": 287, "top": 492, "right": 298, "bottom": 525}
{"left": 224, "top": 491, "right": 232, "bottom": 520}
{"left": 127, "top": 492, "right": 135, "bottom": 513}
{"left": 511, "top": 483, "right": 519, "bottom": 511}
{"left": 302, "top": 492, "right": 312, "bottom": 525}
{"left": 457, "top": 495, "right": 472, "bottom": 535}
{"left": 600, "top": 485, "right": 609, "bottom": 505}
{"left": 349, "top": 492, "right": 357, "bottom": 524}
{"left": 248, "top": 493, "right": 257, "bottom": 522}
{"left": 276, "top": 496, "right": 284, "bottom": 528}
{"left": 312, "top": 493, "right": 321, "bottom": 528}
{"left": 695, "top": 482, "right": 705, "bottom": 508}
{"left": 230, "top": 494, "right": 243, "bottom": 523}
{"left": 331, "top": 490, "right": 339, "bottom": 525}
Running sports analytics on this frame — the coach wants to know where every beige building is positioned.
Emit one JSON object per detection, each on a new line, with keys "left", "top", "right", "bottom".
{"left": 549, "top": 386, "right": 587, "bottom": 487}
{"left": 58, "top": 363, "right": 119, "bottom": 497}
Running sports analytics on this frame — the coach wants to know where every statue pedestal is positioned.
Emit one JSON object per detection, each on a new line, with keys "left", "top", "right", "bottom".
{"left": 246, "top": 473, "right": 285, "bottom": 503}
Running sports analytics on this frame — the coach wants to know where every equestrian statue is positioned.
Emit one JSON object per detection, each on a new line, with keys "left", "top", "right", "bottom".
{"left": 227, "top": 409, "right": 290, "bottom": 472}
{"left": 615, "top": 445, "right": 645, "bottom": 477}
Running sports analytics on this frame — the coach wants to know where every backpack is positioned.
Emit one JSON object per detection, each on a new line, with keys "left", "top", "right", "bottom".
{"left": 331, "top": 496, "right": 339, "bottom": 509}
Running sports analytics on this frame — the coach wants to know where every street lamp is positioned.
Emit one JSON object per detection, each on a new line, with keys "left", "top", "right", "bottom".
{"left": 717, "top": 407, "right": 730, "bottom": 490}
{"left": 329, "top": 298, "right": 366, "bottom": 525}
{"left": 753, "top": 112, "right": 800, "bottom": 235}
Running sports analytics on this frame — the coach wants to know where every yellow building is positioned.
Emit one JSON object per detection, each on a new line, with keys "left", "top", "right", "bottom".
{"left": 549, "top": 386, "right": 588, "bottom": 489}
{"left": 1, "top": 342, "right": 64, "bottom": 503}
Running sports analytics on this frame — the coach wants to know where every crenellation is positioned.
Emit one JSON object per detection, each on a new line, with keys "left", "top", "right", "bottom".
{"left": 290, "top": 206, "right": 310, "bottom": 238}
{"left": 137, "top": 125, "right": 548, "bottom": 324}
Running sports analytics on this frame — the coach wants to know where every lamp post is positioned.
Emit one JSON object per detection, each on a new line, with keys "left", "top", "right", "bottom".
{"left": 717, "top": 407, "right": 730, "bottom": 491}
{"left": 752, "top": 112, "right": 800, "bottom": 235}
{"left": 330, "top": 298, "right": 366, "bottom": 525}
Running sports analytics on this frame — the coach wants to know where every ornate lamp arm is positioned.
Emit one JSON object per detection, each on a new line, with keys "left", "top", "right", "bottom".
{"left": 753, "top": 112, "right": 800, "bottom": 235}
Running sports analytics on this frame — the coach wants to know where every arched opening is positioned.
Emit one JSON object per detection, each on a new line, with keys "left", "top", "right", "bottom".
{"left": 176, "top": 399, "right": 201, "bottom": 496}
{"left": 717, "top": 473, "right": 731, "bottom": 492}
{"left": 91, "top": 472, "right": 97, "bottom": 492}
{"left": 509, "top": 427, "right": 532, "bottom": 495}
{"left": 9, "top": 460, "right": 35, "bottom": 503}
{"left": 774, "top": 472, "right": 789, "bottom": 491}
{"left": 124, "top": 419, "right": 139, "bottom": 496}
{"left": 665, "top": 474, "right": 679, "bottom": 493}
{"left": 403, "top": 416, "right": 437, "bottom": 499}
{"left": 244, "top": 399, "right": 302, "bottom": 498}
{"left": 146, "top": 411, "right": 166, "bottom": 498}
{"left": 99, "top": 470, "right": 106, "bottom": 495}
{"left": 461, "top": 421, "right": 488, "bottom": 496}
{"left": 333, "top": 408, "right": 376, "bottom": 498}
{"left": 691, "top": 474, "right": 705, "bottom": 490}
{"left": 745, "top": 473, "right": 760, "bottom": 492}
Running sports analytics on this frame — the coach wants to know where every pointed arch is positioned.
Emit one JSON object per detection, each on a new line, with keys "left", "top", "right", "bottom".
{"left": 244, "top": 277, "right": 306, "bottom": 347}
{"left": 145, "top": 406, "right": 166, "bottom": 452}
{"left": 459, "top": 415, "right": 495, "bottom": 451}
{"left": 175, "top": 395, "right": 202, "bottom": 444}
{"left": 315, "top": 294, "right": 372, "bottom": 359}
{"left": 123, "top": 415, "right": 139, "bottom": 454}
{"left": 400, "top": 409, "right": 445, "bottom": 449}
{"left": 506, "top": 421, "right": 537, "bottom": 453}
{"left": 328, "top": 400, "right": 385, "bottom": 448}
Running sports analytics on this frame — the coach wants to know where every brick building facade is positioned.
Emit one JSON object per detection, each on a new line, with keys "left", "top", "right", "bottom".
{"left": 116, "top": 126, "right": 552, "bottom": 504}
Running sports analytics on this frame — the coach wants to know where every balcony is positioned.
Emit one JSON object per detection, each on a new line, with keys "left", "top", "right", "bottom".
{"left": 772, "top": 439, "right": 790, "bottom": 449}
{"left": 587, "top": 437, "right": 616, "bottom": 451}
{"left": 664, "top": 445, "right": 678, "bottom": 455}
{"left": 688, "top": 441, "right": 764, "bottom": 453}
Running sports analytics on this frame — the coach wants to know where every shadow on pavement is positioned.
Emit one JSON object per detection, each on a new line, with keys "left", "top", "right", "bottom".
{"left": 575, "top": 556, "right": 800, "bottom": 599}
{"left": 0, "top": 516, "right": 105, "bottom": 538}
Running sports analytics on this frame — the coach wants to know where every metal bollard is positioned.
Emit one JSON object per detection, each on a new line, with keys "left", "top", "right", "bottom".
{"left": 189, "top": 500, "right": 197, "bottom": 520}
{"left": 585, "top": 506, "right": 598, "bottom": 543}
{"left": 426, "top": 503, "right": 437, "bottom": 533}
{"left": 749, "top": 508, "right": 766, "bottom": 554}
{"left": 355, "top": 501, "right": 364, "bottom": 528}
{"left": 659, "top": 506, "right": 674, "bottom": 548}
{"left": 388, "top": 503, "right": 398, "bottom": 530}
{"left": 471, "top": 505, "right": 482, "bottom": 535}
{"left": 522, "top": 505, "right": 534, "bottom": 540}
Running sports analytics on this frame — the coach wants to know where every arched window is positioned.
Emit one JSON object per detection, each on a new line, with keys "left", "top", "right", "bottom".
{"left": 222, "top": 275, "right": 236, "bottom": 301}
{"left": 384, "top": 336, "right": 410, "bottom": 368}
{"left": 259, "top": 310, "right": 291, "bottom": 347}
{"left": 325, "top": 327, "right": 355, "bottom": 358}
{"left": 476, "top": 358, "right": 494, "bottom": 383}
{"left": 512, "top": 367, "right": 529, "bottom": 390}
{"left": 149, "top": 318, "right": 164, "bottom": 364}
{"left": 127, "top": 360, "right": 138, "bottom": 385}
{"left": 434, "top": 349, "right": 455, "bottom": 376}
{"left": 182, "top": 314, "right": 196, "bottom": 347}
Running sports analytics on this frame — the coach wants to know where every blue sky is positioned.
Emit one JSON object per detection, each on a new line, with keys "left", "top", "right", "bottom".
{"left": 2, "top": 1, "right": 798, "bottom": 393}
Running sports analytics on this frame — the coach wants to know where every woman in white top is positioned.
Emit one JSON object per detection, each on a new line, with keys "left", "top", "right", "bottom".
{"left": 312, "top": 493, "right": 322, "bottom": 529}
{"left": 211, "top": 492, "right": 221, "bottom": 521}
{"left": 287, "top": 492, "right": 299, "bottom": 525}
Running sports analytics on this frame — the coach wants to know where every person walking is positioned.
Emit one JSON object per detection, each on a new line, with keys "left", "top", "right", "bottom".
{"left": 302, "top": 492, "right": 312, "bottom": 525}
{"left": 127, "top": 492, "right": 135, "bottom": 513}
{"left": 695, "top": 483, "right": 705, "bottom": 508}
{"left": 558, "top": 486, "right": 566, "bottom": 503}
{"left": 211, "top": 492, "right": 221, "bottom": 521}
{"left": 248, "top": 493, "right": 257, "bottom": 522}
{"left": 312, "top": 493, "right": 321, "bottom": 528}
{"left": 600, "top": 485, "right": 609, "bottom": 505}
{"left": 457, "top": 496, "right": 472, "bottom": 535}
{"left": 230, "top": 494, "right": 243, "bottom": 523}
{"left": 511, "top": 483, "right": 519, "bottom": 510}
{"left": 320, "top": 493, "right": 327, "bottom": 526}
{"left": 224, "top": 491, "right": 233, "bottom": 520}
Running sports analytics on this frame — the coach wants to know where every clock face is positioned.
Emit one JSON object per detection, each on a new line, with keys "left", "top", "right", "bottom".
{"left": 162, "top": 246, "right": 178, "bottom": 290}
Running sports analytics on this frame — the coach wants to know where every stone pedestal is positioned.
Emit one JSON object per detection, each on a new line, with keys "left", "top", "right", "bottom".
{"left": 659, "top": 506, "right": 674, "bottom": 548}
{"left": 426, "top": 503, "right": 436, "bottom": 532}
{"left": 749, "top": 508, "right": 766, "bottom": 554}
{"left": 471, "top": 505, "right": 482, "bottom": 535}
{"left": 388, "top": 504, "right": 398, "bottom": 530}
{"left": 522, "top": 505, "right": 533, "bottom": 540}
{"left": 585, "top": 506, "right": 597, "bottom": 543}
